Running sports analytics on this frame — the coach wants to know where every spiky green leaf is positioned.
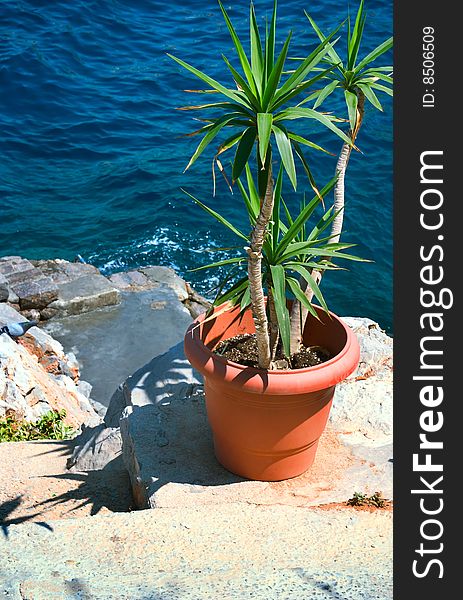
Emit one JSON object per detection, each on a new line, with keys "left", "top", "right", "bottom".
{"left": 357, "top": 83, "right": 383, "bottom": 110}
{"left": 250, "top": 3, "right": 264, "bottom": 96}
{"left": 257, "top": 112, "right": 273, "bottom": 165}
{"left": 272, "top": 124, "right": 297, "bottom": 190}
{"left": 168, "top": 54, "right": 247, "bottom": 106}
{"left": 218, "top": 0, "right": 258, "bottom": 96}
{"left": 288, "top": 265, "right": 329, "bottom": 312}
{"left": 355, "top": 37, "right": 393, "bottom": 73}
{"left": 313, "top": 80, "right": 339, "bottom": 109}
{"left": 270, "top": 265, "right": 291, "bottom": 357}
{"left": 182, "top": 190, "right": 248, "bottom": 240}
{"left": 232, "top": 127, "right": 256, "bottom": 181}
{"left": 189, "top": 257, "right": 245, "bottom": 272}
{"left": 286, "top": 276, "right": 320, "bottom": 319}
{"left": 344, "top": 89, "right": 358, "bottom": 131}
{"left": 304, "top": 10, "right": 343, "bottom": 66}
{"left": 275, "top": 107, "right": 352, "bottom": 146}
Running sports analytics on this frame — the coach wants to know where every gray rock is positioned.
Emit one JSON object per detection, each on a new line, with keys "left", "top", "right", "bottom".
{"left": 0, "top": 273, "right": 9, "bottom": 302}
{"left": 0, "top": 302, "right": 24, "bottom": 325}
{"left": 125, "top": 340, "right": 203, "bottom": 407}
{"left": 104, "top": 341, "right": 203, "bottom": 426}
{"left": 108, "top": 270, "right": 151, "bottom": 291}
{"left": 120, "top": 401, "right": 235, "bottom": 509}
{"left": 21, "top": 308, "right": 41, "bottom": 322}
{"left": 44, "top": 287, "right": 193, "bottom": 408}
{"left": 104, "top": 385, "right": 126, "bottom": 427}
{"left": 77, "top": 380, "right": 92, "bottom": 399}
{"left": 342, "top": 316, "right": 393, "bottom": 380}
{"left": 7, "top": 289, "right": 19, "bottom": 304}
{"left": 39, "top": 306, "right": 59, "bottom": 320}
{"left": 47, "top": 273, "right": 120, "bottom": 317}
{"left": 330, "top": 317, "right": 393, "bottom": 447}
{"left": 186, "top": 300, "right": 208, "bottom": 319}
{"left": 33, "top": 259, "right": 100, "bottom": 284}
{"left": 89, "top": 398, "right": 107, "bottom": 418}
{"left": 11, "top": 276, "right": 58, "bottom": 310}
{"left": 67, "top": 423, "right": 123, "bottom": 471}
{"left": 1, "top": 319, "right": 101, "bottom": 427}
{"left": 0, "top": 378, "right": 28, "bottom": 419}
{"left": 140, "top": 266, "right": 189, "bottom": 302}
{"left": 28, "top": 399, "right": 55, "bottom": 420}
{"left": 331, "top": 377, "right": 393, "bottom": 445}
{"left": 0, "top": 256, "right": 36, "bottom": 283}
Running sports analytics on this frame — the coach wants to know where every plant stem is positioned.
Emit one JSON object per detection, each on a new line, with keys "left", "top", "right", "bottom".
{"left": 289, "top": 91, "right": 365, "bottom": 353}
{"left": 247, "top": 152, "right": 274, "bottom": 369}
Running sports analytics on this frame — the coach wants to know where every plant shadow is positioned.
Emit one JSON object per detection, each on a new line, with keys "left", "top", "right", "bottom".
{"left": 0, "top": 495, "right": 54, "bottom": 538}
{"left": 35, "top": 454, "right": 133, "bottom": 517}
{"left": 121, "top": 399, "right": 247, "bottom": 508}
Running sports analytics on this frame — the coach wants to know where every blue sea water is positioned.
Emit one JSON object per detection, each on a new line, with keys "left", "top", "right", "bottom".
{"left": 0, "top": 0, "right": 393, "bottom": 331}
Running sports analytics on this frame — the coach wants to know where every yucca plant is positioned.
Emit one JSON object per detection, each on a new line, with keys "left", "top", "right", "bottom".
{"left": 288, "top": 0, "right": 393, "bottom": 351}
{"left": 170, "top": 0, "right": 355, "bottom": 369}
{"left": 185, "top": 164, "right": 365, "bottom": 364}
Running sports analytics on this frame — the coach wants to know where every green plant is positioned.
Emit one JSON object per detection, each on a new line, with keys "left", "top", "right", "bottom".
{"left": 187, "top": 163, "right": 364, "bottom": 362}
{"left": 0, "top": 410, "right": 75, "bottom": 442}
{"left": 171, "top": 0, "right": 390, "bottom": 369}
{"left": 347, "top": 491, "right": 388, "bottom": 508}
{"left": 289, "top": 0, "right": 393, "bottom": 351}
{"left": 170, "top": 0, "right": 353, "bottom": 369}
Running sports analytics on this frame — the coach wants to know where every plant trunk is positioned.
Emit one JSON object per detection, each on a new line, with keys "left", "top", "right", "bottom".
{"left": 247, "top": 152, "right": 274, "bottom": 369}
{"left": 289, "top": 91, "right": 365, "bottom": 354}
{"left": 267, "top": 287, "right": 279, "bottom": 361}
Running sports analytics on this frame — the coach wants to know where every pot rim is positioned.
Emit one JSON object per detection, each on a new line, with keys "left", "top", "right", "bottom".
{"left": 184, "top": 303, "right": 360, "bottom": 394}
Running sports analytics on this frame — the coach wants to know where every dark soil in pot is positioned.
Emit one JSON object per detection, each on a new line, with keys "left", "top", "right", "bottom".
{"left": 214, "top": 333, "right": 332, "bottom": 370}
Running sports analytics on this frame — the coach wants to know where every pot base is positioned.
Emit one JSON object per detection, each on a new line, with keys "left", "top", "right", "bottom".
{"left": 213, "top": 434, "right": 320, "bottom": 481}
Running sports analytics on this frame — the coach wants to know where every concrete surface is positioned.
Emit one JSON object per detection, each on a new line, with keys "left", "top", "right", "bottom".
{"left": 1, "top": 504, "right": 392, "bottom": 599}
{"left": 0, "top": 440, "right": 132, "bottom": 525}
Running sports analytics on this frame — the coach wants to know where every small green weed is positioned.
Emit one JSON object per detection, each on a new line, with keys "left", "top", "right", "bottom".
{"left": 0, "top": 409, "right": 75, "bottom": 442}
{"left": 347, "top": 491, "right": 387, "bottom": 508}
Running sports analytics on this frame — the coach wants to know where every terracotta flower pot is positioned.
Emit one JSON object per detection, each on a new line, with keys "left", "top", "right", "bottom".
{"left": 184, "top": 303, "right": 360, "bottom": 481}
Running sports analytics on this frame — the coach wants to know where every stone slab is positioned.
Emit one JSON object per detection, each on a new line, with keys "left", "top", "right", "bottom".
{"left": 120, "top": 395, "right": 393, "bottom": 511}
{"left": 66, "top": 423, "right": 123, "bottom": 471}
{"left": 32, "top": 259, "right": 100, "bottom": 285}
{"left": 0, "top": 273, "right": 9, "bottom": 302}
{"left": 141, "top": 265, "right": 189, "bottom": 301}
{"left": 108, "top": 269, "right": 151, "bottom": 291}
{"left": 44, "top": 288, "right": 193, "bottom": 407}
{"left": 47, "top": 273, "right": 120, "bottom": 317}
{"left": 105, "top": 340, "right": 203, "bottom": 426}
{"left": 12, "top": 277, "right": 59, "bottom": 310}
{"left": 0, "top": 256, "right": 36, "bottom": 282}
{"left": 0, "top": 302, "right": 24, "bottom": 325}
{"left": 330, "top": 316, "right": 393, "bottom": 447}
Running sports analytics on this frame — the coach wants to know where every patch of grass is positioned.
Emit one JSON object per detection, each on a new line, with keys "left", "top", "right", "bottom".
{"left": 0, "top": 409, "right": 74, "bottom": 442}
{"left": 347, "top": 491, "right": 387, "bottom": 508}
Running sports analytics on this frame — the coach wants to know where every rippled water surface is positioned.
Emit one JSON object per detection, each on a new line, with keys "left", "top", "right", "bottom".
{"left": 0, "top": 0, "right": 393, "bottom": 331}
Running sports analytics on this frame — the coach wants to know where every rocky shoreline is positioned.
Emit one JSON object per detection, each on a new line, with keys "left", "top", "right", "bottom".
{"left": 0, "top": 255, "right": 210, "bottom": 323}
{"left": 1, "top": 255, "right": 211, "bottom": 428}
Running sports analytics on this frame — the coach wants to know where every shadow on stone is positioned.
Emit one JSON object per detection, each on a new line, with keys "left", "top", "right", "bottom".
{"left": 121, "top": 401, "right": 245, "bottom": 509}
{"left": 104, "top": 340, "right": 203, "bottom": 427}
{"left": 35, "top": 455, "right": 133, "bottom": 516}
{"left": 0, "top": 495, "right": 54, "bottom": 538}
